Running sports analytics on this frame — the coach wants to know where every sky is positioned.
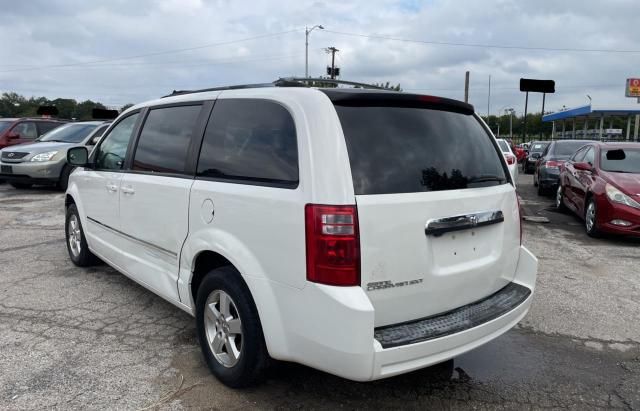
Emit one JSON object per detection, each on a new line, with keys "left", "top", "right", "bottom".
{"left": 1, "top": 0, "right": 639, "bottom": 115}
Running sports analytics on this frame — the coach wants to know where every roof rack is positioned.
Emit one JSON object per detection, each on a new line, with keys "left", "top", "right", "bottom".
{"left": 162, "top": 77, "right": 395, "bottom": 98}
{"left": 276, "top": 77, "right": 392, "bottom": 90}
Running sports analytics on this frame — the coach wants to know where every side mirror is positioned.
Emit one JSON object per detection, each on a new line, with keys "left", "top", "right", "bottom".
{"left": 573, "top": 162, "right": 592, "bottom": 172}
{"left": 67, "top": 146, "right": 89, "bottom": 167}
{"left": 7, "top": 132, "right": 20, "bottom": 140}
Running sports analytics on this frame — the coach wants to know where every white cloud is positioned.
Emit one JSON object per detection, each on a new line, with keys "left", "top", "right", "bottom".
{"left": 0, "top": 0, "right": 638, "bottom": 113}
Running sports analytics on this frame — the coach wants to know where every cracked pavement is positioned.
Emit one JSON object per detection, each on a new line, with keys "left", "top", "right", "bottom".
{"left": 0, "top": 173, "right": 638, "bottom": 410}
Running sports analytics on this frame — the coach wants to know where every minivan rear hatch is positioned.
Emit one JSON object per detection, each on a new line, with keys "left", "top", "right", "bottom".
{"left": 325, "top": 90, "right": 521, "bottom": 327}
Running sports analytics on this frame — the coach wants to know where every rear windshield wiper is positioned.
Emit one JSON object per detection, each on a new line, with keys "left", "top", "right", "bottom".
{"left": 467, "top": 175, "right": 506, "bottom": 184}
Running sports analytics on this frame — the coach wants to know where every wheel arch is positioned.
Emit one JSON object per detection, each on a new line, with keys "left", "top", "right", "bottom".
{"left": 182, "top": 245, "right": 288, "bottom": 359}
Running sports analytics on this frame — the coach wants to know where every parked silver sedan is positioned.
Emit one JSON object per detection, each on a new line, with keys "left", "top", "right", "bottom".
{"left": 0, "top": 121, "right": 110, "bottom": 190}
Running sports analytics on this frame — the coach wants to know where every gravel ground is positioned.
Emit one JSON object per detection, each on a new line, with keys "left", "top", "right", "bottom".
{"left": 0, "top": 173, "right": 638, "bottom": 410}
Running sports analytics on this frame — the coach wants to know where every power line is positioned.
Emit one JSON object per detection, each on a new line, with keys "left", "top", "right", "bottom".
{"left": 322, "top": 29, "right": 640, "bottom": 54}
{"left": 0, "top": 29, "right": 301, "bottom": 73}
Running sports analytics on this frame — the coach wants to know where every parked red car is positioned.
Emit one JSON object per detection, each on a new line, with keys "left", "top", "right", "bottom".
{"left": 0, "top": 118, "right": 66, "bottom": 149}
{"left": 557, "top": 142, "right": 640, "bottom": 237}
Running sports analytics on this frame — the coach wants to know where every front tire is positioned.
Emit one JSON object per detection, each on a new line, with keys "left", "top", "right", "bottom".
{"left": 65, "top": 204, "right": 99, "bottom": 266}
{"left": 585, "top": 198, "right": 600, "bottom": 237}
{"left": 195, "top": 266, "right": 269, "bottom": 388}
{"left": 556, "top": 185, "right": 567, "bottom": 211}
{"left": 58, "top": 165, "right": 74, "bottom": 191}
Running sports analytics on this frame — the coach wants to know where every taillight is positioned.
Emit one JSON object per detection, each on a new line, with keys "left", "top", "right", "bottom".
{"left": 546, "top": 160, "right": 562, "bottom": 168}
{"left": 305, "top": 204, "right": 360, "bottom": 286}
{"left": 506, "top": 154, "right": 516, "bottom": 165}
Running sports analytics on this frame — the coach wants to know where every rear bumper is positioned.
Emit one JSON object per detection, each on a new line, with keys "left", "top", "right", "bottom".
{"left": 253, "top": 246, "right": 537, "bottom": 381}
{"left": 538, "top": 167, "right": 560, "bottom": 188}
{"left": 0, "top": 159, "right": 64, "bottom": 184}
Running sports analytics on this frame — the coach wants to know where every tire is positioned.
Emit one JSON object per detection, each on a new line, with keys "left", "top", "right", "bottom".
{"left": 58, "top": 165, "right": 74, "bottom": 191}
{"left": 195, "top": 266, "right": 269, "bottom": 388}
{"left": 555, "top": 185, "right": 567, "bottom": 211}
{"left": 537, "top": 181, "right": 545, "bottom": 196}
{"left": 533, "top": 171, "right": 538, "bottom": 187}
{"left": 585, "top": 197, "right": 600, "bottom": 237}
{"left": 65, "top": 204, "right": 99, "bottom": 266}
{"left": 10, "top": 182, "right": 32, "bottom": 189}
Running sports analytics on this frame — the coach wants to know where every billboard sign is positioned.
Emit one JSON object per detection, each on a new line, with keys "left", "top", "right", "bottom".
{"left": 520, "top": 78, "right": 555, "bottom": 93}
{"left": 626, "top": 78, "right": 640, "bottom": 97}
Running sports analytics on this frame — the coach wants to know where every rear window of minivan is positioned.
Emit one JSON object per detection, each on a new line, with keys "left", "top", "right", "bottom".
{"left": 334, "top": 105, "right": 507, "bottom": 195}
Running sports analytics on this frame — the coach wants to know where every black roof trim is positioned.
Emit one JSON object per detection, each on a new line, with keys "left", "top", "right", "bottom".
{"left": 321, "top": 89, "right": 475, "bottom": 115}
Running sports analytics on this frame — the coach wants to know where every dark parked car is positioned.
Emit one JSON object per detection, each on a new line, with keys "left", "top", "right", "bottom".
{"left": 534, "top": 140, "right": 591, "bottom": 195}
{"left": 523, "top": 141, "right": 548, "bottom": 174}
{"left": 557, "top": 143, "right": 640, "bottom": 237}
{"left": 0, "top": 118, "right": 66, "bottom": 149}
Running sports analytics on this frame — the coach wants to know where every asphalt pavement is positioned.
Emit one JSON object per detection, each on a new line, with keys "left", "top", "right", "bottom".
{"left": 0, "top": 173, "right": 638, "bottom": 410}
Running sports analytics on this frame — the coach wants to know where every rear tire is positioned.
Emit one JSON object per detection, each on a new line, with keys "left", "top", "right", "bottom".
{"left": 537, "top": 182, "right": 545, "bottom": 196}
{"left": 65, "top": 204, "right": 99, "bottom": 266}
{"left": 195, "top": 266, "right": 269, "bottom": 388}
{"left": 10, "top": 182, "right": 32, "bottom": 189}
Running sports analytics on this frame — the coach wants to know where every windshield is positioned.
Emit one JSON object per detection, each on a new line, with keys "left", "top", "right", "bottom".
{"left": 552, "top": 141, "right": 589, "bottom": 157}
{"left": 0, "top": 121, "right": 13, "bottom": 134}
{"left": 38, "top": 123, "right": 98, "bottom": 143}
{"left": 600, "top": 148, "right": 640, "bottom": 173}
{"left": 530, "top": 143, "right": 547, "bottom": 153}
{"left": 497, "top": 140, "right": 510, "bottom": 153}
{"left": 335, "top": 105, "right": 507, "bottom": 194}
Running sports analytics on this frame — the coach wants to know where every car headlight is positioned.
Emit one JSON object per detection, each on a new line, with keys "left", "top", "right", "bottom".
{"left": 30, "top": 151, "right": 59, "bottom": 162}
{"left": 605, "top": 183, "right": 640, "bottom": 209}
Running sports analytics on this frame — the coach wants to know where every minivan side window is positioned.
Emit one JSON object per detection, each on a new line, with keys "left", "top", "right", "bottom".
{"left": 94, "top": 113, "right": 140, "bottom": 170}
{"left": 197, "top": 99, "right": 299, "bottom": 187}
{"left": 132, "top": 105, "right": 202, "bottom": 175}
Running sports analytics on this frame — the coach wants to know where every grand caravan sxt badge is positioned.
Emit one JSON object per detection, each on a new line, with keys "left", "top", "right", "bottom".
{"left": 367, "top": 278, "right": 423, "bottom": 291}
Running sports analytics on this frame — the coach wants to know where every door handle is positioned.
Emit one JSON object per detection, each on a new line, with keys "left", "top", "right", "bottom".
{"left": 106, "top": 183, "right": 118, "bottom": 193}
{"left": 121, "top": 185, "right": 135, "bottom": 195}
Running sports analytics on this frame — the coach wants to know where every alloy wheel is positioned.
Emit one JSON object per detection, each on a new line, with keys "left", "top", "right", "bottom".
{"left": 68, "top": 214, "right": 82, "bottom": 258}
{"left": 203, "top": 290, "right": 243, "bottom": 368}
{"left": 586, "top": 201, "right": 596, "bottom": 232}
{"left": 556, "top": 186, "right": 563, "bottom": 208}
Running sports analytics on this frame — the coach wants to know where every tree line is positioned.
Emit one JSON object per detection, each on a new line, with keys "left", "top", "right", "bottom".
{"left": 0, "top": 92, "right": 133, "bottom": 120}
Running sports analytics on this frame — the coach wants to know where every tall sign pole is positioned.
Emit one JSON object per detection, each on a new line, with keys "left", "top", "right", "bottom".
{"left": 625, "top": 78, "right": 640, "bottom": 141}
{"left": 520, "top": 78, "right": 556, "bottom": 143}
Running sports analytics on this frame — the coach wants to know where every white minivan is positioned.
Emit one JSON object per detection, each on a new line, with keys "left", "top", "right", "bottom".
{"left": 65, "top": 80, "right": 537, "bottom": 388}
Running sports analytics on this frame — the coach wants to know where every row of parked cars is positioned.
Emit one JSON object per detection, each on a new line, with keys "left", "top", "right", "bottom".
{"left": 519, "top": 138, "right": 640, "bottom": 238}
{"left": 0, "top": 117, "right": 111, "bottom": 190}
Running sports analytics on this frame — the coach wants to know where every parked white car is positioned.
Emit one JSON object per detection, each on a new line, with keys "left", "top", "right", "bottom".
{"left": 496, "top": 138, "right": 519, "bottom": 185}
{"left": 64, "top": 81, "right": 537, "bottom": 387}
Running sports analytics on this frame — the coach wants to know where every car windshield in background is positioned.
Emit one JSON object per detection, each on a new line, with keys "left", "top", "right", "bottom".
{"left": 553, "top": 141, "right": 589, "bottom": 157}
{"left": 0, "top": 121, "right": 13, "bottom": 133}
{"left": 497, "top": 140, "right": 510, "bottom": 152}
{"left": 334, "top": 106, "right": 507, "bottom": 195}
{"left": 38, "top": 123, "right": 99, "bottom": 143}
{"left": 600, "top": 148, "right": 640, "bottom": 173}
{"left": 531, "top": 143, "right": 547, "bottom": 152}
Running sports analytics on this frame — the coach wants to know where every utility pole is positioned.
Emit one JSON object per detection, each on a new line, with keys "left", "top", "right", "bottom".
{"left": 326, "top": 46, "right": 339, "bottom": 79}
{"left": 464, "top": 71, "right": 470, "bottom": 103}
{"left": 487, "top": 75, "right": 491, "bottom": 120}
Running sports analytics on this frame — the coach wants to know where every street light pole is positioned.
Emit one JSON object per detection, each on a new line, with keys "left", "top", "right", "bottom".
{"left": 305, "top": 25, "right": 324, "bottom": 78}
